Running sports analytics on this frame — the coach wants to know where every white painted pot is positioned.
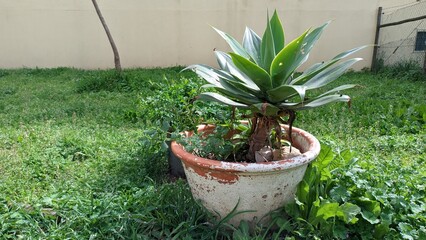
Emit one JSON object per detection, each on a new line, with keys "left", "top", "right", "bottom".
{"left": 171, "top": 124, "right": 320, "bottom": 226}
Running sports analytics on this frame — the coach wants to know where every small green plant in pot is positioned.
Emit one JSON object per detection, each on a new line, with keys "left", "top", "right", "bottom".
{"left": 171, "top": 11, "right": 365, "bottom": 226}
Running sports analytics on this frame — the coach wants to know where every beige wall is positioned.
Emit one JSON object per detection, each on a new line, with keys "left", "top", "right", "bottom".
{"left": 0, "top": 0, "right": 379, "bottom": 70}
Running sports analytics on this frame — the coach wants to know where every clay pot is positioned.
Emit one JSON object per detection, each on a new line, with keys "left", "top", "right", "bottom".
{"left": 170, "top": 124, "right": 320, "bottom": 226}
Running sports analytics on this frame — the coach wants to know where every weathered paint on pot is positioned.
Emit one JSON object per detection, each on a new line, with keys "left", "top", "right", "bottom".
{"left": 170, "top": 124, "right": 320, "bottom": 226}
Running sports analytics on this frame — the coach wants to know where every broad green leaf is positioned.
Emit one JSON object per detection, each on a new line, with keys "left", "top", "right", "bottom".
{"left": 270, "top": 10, "right": 285, "bottom": 54}
{"left": 250, "top": 103, "right": 280, "bottom": 116}
{"left": 316, "top": 202, "right": 339, "bottom": 221}
{"left": 330, "top": 186, "right": 350, "bottom": 202}
{"left": 260, "top": 13, "right": 276, "bottom": 71}
{"left": 297, "top": 180, "right": 310, "bottom": 204}
{"left": 230, "top": 53, "right": 272, "bottom": 91}
{"left": 360, "top": 211, "right": 380, "bottom": 224}
{"left": 270, "top": 29, "right": 309, "bottom": 87}
{"left": 337, "top": 202, "right": 361, "bottom": 224}
{"left": 267, "top": 85, "right": 306, "bottom": 103}
{"left": 304, "top": 58, "right": 362, "bottom": 90}
{"left": 339, "top": 149, "right": 355, "bottom": 165}
{"left": 242, "top": 27, "right": 261, "bottom": 65}
{"left": 374, "top": 223, "right": 391, "bottom": 239}
{"left": 213, "top": 27, "right": 250, "bottom": 59}
{"left": 198, "top": 92, "right": 248, "bottom": 108}
{"left": 357, "top": 197, "right": 381, "bottom": 216}
{"left": 314, "top": 144, "right": 335, "bottom": 171}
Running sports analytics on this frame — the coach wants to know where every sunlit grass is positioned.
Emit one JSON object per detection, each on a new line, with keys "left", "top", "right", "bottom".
{"left": 0, "top": 68, "right": 424, "bottom": 238}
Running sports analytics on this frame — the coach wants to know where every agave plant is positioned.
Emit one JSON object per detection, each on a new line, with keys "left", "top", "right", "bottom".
{"left": 185, "top": 11, "right": 366, "bottom": 162}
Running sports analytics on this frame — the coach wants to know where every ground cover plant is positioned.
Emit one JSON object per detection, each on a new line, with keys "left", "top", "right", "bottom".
{"left": 0, "top": 68, "right": 424, "bottom": 239}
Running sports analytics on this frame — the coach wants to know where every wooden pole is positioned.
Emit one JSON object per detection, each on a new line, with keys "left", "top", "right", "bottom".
{"left": 371, "top": 7, "right": 383, "bottom": 72}
{"left": 380, "top": 15, "right": 426, "bottom": 28}
{"left": 423, "top": 50, "right": 426, "bottom": 73}
{"left": 91, "top": 0, "right": 122, "bottom": 72}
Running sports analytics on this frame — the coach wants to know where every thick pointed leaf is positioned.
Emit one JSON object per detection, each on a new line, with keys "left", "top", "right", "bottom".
{"left": 184, "top": 64, "right": 221, "bottom": 86}
{"left": 200, "top": 76, "right": 260, "bottom": 105}
{"left": 278, "top": 94, "right": 351, "bottom": 110}
{"left": 316, "top": 84, "right": 357, "bottom": 98}
{"left": 332, "top": 45, "right": 369, "bottom": 61}
{"left": 230, "top": 53, "right": 272, "bottom": 92}
{"left": 291, "top": 45, "right": 368, "bottom": 85}
{"left": 270, "top": 10, "right": 285, "bottom": 54}
{"left": 284, "top": 22, "right": 330, "bottom": 84}
{"left": 304, "top": 58, "right": 362, "bottom": 90}
{"left": 270, "top": 29, "right": 309, "bottom": 87}
{"left": 301, "top": 94, "right": 351, "bottom": 109}
{"left": 243, "top": 27, "right": 262, "bottom": 65}
{"left": 221, "top": 77, "right": 263, "bottom": 99}
{"left": 215, "top": 51, "right": 260, "bottom": 91}
{"left": 260, "top": 13, "right": 275, "bottom": 71}
{"left": 217, "top": 79, "right": 261, "bottom": 104}
{"left": 250, "top": 103, "right": 280, "bottom": 116}
{"left": 267, "top": 85, "right": 306, "bottom": 103}
{"left": 213, "top": 27, "right": 250, "bottom": 59}
{"left": 198, "top": 92, "right": 248, "bottom": 108}
{"left": 302, "top": 21, "right": 330, "bottom": 55}
{"left": 215, "top": 50, "right": 232, "bottom": 70}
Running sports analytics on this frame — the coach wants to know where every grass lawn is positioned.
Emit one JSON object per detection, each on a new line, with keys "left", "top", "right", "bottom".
{"left": 0, "top": 68, "right": 424, "bottom": 239}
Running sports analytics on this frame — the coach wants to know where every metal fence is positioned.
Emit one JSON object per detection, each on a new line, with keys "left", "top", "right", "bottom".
{"left": 372, "top": 1, "right": 426, "bottom": 71}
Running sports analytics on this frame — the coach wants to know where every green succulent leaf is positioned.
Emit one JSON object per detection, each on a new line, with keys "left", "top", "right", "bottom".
{"left": 198, "top": 92, "right": 249, "bottom": 108}
{"left": 284, "top": 22, "right": 330, "bottom": 84}
{"left": 215, "top": 51, "right": 260, "bottom": 91}
{"left": 213, "top": 27, "right": 251, "bottom": 59}
{"left": 267, "top": 85, "right": 307, "bottom": 103}
{"left": 304, "top": 58, "right": 362, "bottom": 90}
{"left": 260, "top": 13, "right": 276, "bottom": 71}
{"left": 184, "top": 64, "right": 221, "bottom": 86}
{"left": 270, "top": 29, "right": 309, "bottom": 87}
{"left": 332, "top": 45, "right": 369, "bottom": 61}
{"left": 230, "top": 53, "right": 272, "bottom": 92}
{"left": 299, "top": 94, "right": 351, "bottom": 109}
{"left": 270, "top": 10, "right": 285, "bottom": 54}
{"left": 250, "top": 103, "right": 280, "bottom": 116}
{"left": 291, "top": 45, "right": 368, "bottom": 85}
{"left": 243, "top": 27, "right": 262, "bottom": 65}
{"left": 316, "top": 84, "right": 358, "bottom": 98}
{"left": 217, "top": 79, "right": 262, "bottom": 104}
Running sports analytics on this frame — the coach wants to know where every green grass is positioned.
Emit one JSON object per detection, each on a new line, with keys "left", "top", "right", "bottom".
{"left": 0, "top": 68, "right": 424, "bottom": 239}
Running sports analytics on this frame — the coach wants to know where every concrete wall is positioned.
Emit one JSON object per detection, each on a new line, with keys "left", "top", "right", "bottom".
{"left": 0, "top": 0, "right": 379, "bottom": 70}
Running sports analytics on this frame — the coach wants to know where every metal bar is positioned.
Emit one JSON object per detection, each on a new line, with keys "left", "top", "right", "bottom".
{"left": 371, "top": 7, "right": 383, "bottom": 72}
{"left": 380, "top": 15, "right": 426, "bottom": 28}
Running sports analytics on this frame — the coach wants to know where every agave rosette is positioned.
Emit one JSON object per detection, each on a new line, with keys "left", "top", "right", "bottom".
{"left": 185, "top": 11, "right": 366, "bottom": 116}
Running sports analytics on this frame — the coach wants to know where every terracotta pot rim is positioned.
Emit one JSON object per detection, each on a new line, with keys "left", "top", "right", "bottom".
{"left": 171, "top": 124, "right": 320, "bottom": 173}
